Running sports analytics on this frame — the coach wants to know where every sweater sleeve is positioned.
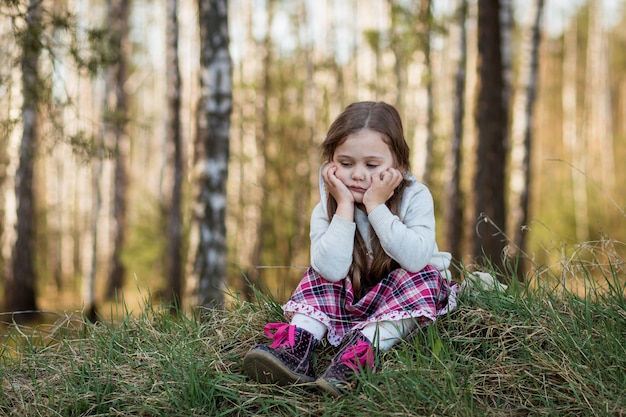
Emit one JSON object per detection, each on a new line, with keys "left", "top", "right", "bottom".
{"left": 309, "top": 202, "right": 355, "bottom": 282}
{"left": 367, "top": 186, "right": 436, "bottom": 273}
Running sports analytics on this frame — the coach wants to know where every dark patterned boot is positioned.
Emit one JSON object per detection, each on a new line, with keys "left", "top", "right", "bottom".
{"left": 315, "top": 331, "right": 375, "bottom": 397}
{"left": 243, "top": 322, "right": 319, "bottom": 385}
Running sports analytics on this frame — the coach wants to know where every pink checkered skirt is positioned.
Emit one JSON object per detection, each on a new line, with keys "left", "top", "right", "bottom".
{"left": 283, "top": 265, "right": 459, "bottom": 346}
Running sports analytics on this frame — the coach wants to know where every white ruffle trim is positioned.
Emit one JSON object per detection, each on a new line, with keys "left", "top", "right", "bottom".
{"left": 283, "top": 282, "right": 459, "bottom": 347}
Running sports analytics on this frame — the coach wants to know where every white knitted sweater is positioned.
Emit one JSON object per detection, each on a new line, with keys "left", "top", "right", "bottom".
{"left": 309, "top": 170, "right": 452, "bottom": 283}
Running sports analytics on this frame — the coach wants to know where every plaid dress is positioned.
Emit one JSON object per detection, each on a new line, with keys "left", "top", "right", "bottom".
{"left": 283, "top": 265, "right": 459, "bottom": 346}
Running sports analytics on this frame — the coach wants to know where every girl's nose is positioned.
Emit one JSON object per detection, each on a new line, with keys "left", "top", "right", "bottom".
{"left": 352, "top": 166, "right": 366, "bottom": 181}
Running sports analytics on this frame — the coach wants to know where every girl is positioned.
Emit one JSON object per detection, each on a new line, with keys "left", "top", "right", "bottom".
{"left": 243, "top": 101, "right": 459, "bottom": 397}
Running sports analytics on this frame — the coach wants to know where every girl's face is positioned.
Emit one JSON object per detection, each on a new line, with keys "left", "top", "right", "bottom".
{"left": 331, "top": 128, "right": 396, "bottom": 203}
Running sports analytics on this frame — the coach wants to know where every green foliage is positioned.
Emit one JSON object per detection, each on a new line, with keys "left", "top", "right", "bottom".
{"left": 69, "top": 25, "right": 123, "bottom": 77}
{"left": 363, "top": 29, "right": 383, "bottom": 53}
{"left": 122, "top": 194, "right": 168, "bottom": 291}
{"left": 1, "top": 269, "right": 625, "bottom": 416}
{"left": 0, "top": 0, "right": 121, "bottom": 158}
{"left": 253, "top": 59, "right": 317, "bottom": 295}
{"left": 65, "top": 131, "right": 115, "bottom": 163}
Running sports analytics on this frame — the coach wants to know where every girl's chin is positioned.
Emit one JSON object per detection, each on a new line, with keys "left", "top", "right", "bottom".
{"left": 351, "top": 193, "right": 364, "bottom": 203}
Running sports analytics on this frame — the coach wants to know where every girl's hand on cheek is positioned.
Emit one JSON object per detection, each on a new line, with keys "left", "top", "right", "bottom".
{"left": 323, "top": 163, "right": 354, "bottom": 205}
{"left": 363, "top": 167, "right": 403, "bottom": 213}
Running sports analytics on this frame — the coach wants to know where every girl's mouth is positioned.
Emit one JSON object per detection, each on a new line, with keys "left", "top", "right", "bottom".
{"left": 350, "top": 186, "right": 367, "bottom": 193}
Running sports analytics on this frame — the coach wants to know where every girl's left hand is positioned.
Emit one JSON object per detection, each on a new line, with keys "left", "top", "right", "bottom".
{"left": 363, "top": 167, "right": 403, "bottom": 213}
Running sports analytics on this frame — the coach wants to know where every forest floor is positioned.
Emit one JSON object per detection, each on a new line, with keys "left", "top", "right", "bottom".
{"left": 1, "top": 270, "right": 625, "bottom": 416}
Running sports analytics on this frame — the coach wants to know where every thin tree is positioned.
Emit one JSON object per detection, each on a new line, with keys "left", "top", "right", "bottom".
{"left": 6, "top": 0, "right": 43, "bottom": 319}
{"left": 230, "top": 0, "right": 262, "bottom": 300}
{"left": 499, "top": 0, "right": 512, "bottom": 142}
{"left": 105, "top": 0, "right": 131, "bottom": 300}
{"left": 418, "top": 0, "right": 435, "bottom": 184}
{"left": 191, "top": 0, "right": 233, "bottom": 308}
{"left": 245, "top": 0, "right": 273, "bottom": 301}
{"left": 164, "top": 0, "right": 184, "bottom": 310}
{"left": 444, "top": 0, "right": 468, "bottom": 275}
{"left": 472, "top": 0, "right": 507, "bottom": 276}
{"left": 507, "top": 0, "right": 545, "bottom": 278}
{"left": 85, "top": 129, "right": 104, "bottom": 321}
{"left": 583, "top": 0, "right": 615, "bottom": 215}
{"left": 0, "top": 141, "right": 6, "bottom": 287}
{"left": 562, "top": 13, "right": 588, "bottom": 244}
{"left": 388, "top": 0, "right": 433, "bottom": 182}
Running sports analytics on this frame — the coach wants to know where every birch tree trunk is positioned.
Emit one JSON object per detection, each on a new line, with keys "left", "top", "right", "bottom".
{"left": 472, "top": 0, "right": 507, "bottom": 276}
{"left": 165, "top": 0, "right": 184, "bottom": 309}
{"left": 105, "top": 0, "right": 130, "bottom": 300}
{"left": 444, "top": 0, "right": 468, "bottom": 274}
{"left": 507, "top": 0, "right": 544, "bottom": 277}
{"left": 6, "top": 0, "right": 42, "bottom": 318}
{"left": 191, "top": 0, "right": 232, "bottom": 308}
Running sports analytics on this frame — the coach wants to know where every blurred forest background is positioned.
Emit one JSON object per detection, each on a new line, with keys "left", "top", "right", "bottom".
{"left": 1, "top": 0, "right": 625, "bottom": 321}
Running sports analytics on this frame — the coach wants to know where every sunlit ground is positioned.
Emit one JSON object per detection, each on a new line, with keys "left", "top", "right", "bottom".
{"left": 0, "top": 279, "right": 155, "bottom": 340}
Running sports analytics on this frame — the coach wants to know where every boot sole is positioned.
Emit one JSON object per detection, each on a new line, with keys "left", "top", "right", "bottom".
{"left": 315, "top": 377, "right": 345, "bottom": 397}
{"left": 243, "top": 349, "right": 315, "bottom": 385}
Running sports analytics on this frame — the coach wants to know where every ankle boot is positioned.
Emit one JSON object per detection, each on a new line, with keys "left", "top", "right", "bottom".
{"left": 243, "top": 323, "right": 319, "bottom": 385}
{"left": 315, "top": 331, "right": 375, "bottom": 397}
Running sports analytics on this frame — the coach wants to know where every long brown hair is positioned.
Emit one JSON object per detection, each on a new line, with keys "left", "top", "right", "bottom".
{"left": 322, "top": 101, "right": 411, "bottom": 297}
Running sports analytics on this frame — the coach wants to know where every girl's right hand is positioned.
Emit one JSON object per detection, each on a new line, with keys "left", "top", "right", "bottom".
{"left": 323, "top": 162, "right": 354, "bottom": 205}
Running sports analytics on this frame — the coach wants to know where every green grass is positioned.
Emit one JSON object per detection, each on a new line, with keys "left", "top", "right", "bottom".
{"left": 1, "top": 272, "right": 625, "bottom": 416}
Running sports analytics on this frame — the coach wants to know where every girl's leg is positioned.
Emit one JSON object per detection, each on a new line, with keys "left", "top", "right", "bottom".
{"left": 360, "top": 318, "right": 417, "bottom": 351}
{"left": 316, "top": 266, "right": 458, "bottom": 397}
{"left": 315, "top": 319, "right": 416, "bottom": 397}
{"left": 283, "top": 267, "right": 357, "bottom": 346}
{"left": 243, "top": 270, "right": 332, "bottom": 386}
{"left": 290, "top": 313, "right": 327, "bottom": 341}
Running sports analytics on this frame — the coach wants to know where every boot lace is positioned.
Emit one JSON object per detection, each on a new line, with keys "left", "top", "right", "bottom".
{"left": 263, "top": 322, "right": 296, "bottom": 349}
{"left": 340, "top": 339, "right": 374, "bottom": 372}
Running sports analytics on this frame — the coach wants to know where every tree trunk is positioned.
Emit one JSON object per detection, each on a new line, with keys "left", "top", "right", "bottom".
{"left": 191, "top": 0, "right": 232, "bottom": 308}
{"left": 499, "top": 0, "right": 512, "bottom": 148}
{"left": 583, "top": 0, "right": 615, "bottom": 212}
{"left": 562, "top": 15, "right": 588, "bottom": 243}
{"left": 165, "top": 0, "right": 184, "bottom": 310}
{"left": 444, "top": 0, "right": 468, "bottom": 276}
{"left": 419, "top": 0, "right": 435, "bottom": 185}
{"left": 85, "top": 136, "right": 104, "bottom": 322}
{"left": 6, "top": 0, "right": 43, "bottom": 319}
{"left": 231, "top": 0, "right": 262, "bottom": 300}
{"left": 388, "top": 0, "right": 408, "bottom": 116}
{"left": 472, "top": 0, "right": 507, "bottom": 276}
{"left": 507, "top": 0, "right": 544, "bottom": 278}
{"left": 250, "top": 0, "right": 273, "bottom": 299}
{"left": 0, "top": 97, "right": 8, "bottom": 288}
{"left": 105, "top": 0, "right": 130, "bottom": 300}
